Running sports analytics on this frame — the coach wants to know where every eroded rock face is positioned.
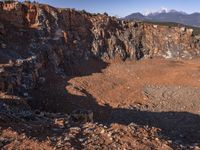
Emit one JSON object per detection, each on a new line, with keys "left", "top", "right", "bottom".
{"left": 1, "top": 2, "right": 200, "bottom": 62}
{"left": 0, "top": 56, "right": 44, "bottom": 97}
{"left": 0, "top": 1, "right": 200, "bottom": 95}
{"left": 142, "top": 25, "right": 200, "bottom": 59}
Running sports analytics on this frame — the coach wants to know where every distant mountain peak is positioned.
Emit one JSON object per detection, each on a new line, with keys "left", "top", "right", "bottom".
{"left": 159, "top": 7, "right": 169, "bottom": 13}
{"left": 125, "top": 9, "right": 200, "bottom": 27}
{"left": 142, "top": 7, "right": 168, "bottom": 16}
{"left": 144, "top": 8, "right": 187, "bottom": 16}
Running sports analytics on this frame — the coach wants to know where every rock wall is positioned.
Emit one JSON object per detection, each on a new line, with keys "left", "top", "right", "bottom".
{"left": 1, "top": 2, "right": 200, "bottom": 63}
{"left": 0, "top": 56, "right": 44, "bottom": 97}
{"left": 1, "top": 1, "right": 200, "bottom": 95}
{"left": 142, "top": 24, "right": 200, "bottom": 59}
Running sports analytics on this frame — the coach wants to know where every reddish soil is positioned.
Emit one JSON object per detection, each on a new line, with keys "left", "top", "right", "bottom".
{"left": 1, "top": 58, "right": 200, "bottom": 149}
{"left": 32, "top": 58, "right": 200, "bottom": 113}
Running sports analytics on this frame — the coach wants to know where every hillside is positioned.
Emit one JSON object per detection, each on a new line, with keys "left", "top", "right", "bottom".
{"left": 0, "top": 1, "right": 200, "bottom": 149}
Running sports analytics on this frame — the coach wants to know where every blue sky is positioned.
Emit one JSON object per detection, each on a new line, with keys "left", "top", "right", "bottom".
{"left": 25, "top": 0, "right": 200, "bottom": 17}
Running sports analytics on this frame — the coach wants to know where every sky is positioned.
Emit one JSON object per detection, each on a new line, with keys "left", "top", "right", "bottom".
{"left": 22, "top": 0, "right": 200, "bottom": 17}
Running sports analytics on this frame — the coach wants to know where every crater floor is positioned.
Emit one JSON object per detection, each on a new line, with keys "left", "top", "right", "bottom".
{"left": 1, "top": 58, "right": 200, "bottom": 149}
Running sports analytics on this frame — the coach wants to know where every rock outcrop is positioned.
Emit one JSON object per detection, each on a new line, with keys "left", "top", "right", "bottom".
{"left": 0, "top": 1, "right": 200, "bottom": 95}
{"left": 0, "top": 56, "right": 44, "bottom": 97}
{"left": 142, "top": 25, "right": 200, "bottom": 59}
{"left": 1, "top": 3, "right": 200, "bottom": 149}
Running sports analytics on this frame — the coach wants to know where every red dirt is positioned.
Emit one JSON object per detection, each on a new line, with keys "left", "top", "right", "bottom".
{"left": 1, "top": 58, "right": 200, "bottom": 149}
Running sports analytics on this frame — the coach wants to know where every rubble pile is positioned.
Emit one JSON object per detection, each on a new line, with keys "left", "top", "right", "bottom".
{"left": 1, "top": 98, "right": 196, "bottom": 150}
{"left": 0, "top": 99, "right": 178, "bottom": 150}
{"left": 0, "top": 56, "right": 44, "bottom": 98}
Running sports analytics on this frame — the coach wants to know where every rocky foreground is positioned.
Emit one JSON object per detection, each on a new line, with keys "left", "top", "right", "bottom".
{"left": 1, "top": 1, "right": 200, "bottom": 150}
{"left": 1, "top": 58, "right": 200, "bottom": 150}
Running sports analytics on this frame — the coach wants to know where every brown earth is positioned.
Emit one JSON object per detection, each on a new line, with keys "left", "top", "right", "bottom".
{"left": 1, "top": 58, "right": 200, "bottom": 149}
{"left": 32, "top": 57, "right": 200, "bottom": 113}
{"left": 1, "top": 1, "right": 200, "bottom": 150}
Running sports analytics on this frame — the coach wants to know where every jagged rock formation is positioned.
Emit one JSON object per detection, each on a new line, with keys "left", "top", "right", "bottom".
{"left": 1, "top": 2, "right": 200, "bottom": 149}
{"left": 1, "top": 1, "right": 200, "bottom": 62}
{"left": 0, "top": 56, "right": 43, "bottom": 97}
{"left": 1, "top": 1, "right": 200, "bottom": 97}
{"left": 142, "top": 25, "right": 200, "bottom": 59}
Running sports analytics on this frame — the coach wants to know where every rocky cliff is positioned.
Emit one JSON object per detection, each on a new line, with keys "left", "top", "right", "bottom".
{"left": 0, "top": 1, "right": 200, "bottom": 96}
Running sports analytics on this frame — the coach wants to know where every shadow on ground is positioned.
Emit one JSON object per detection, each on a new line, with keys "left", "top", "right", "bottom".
{"left": 1, "top": 58, "right": 200, "bottom": 148}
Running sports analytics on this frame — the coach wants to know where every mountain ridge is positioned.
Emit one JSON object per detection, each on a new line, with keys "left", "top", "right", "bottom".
{"left": 124, "top": 9, "right": 200, "bottom": 27}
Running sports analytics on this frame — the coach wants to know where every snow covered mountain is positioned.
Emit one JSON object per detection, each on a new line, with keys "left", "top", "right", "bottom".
{"left": 125, "top": 9, "right": 200, "bottom": 27}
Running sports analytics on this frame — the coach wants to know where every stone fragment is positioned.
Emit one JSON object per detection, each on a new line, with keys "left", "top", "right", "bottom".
{"left": 1, "top": 43, "right": 6, "bottom": 49}
{"left": 54, "top": 118, "right": 65, "bottom": 127}
{"left": 70, "top": 109, "right": 93, "bottom": 123}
